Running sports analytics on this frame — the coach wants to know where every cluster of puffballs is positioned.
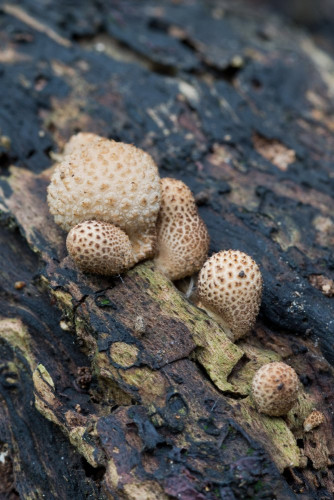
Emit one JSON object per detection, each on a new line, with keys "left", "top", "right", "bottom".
{"left": 47, "top": 133, "right": 321, "bottom": 425}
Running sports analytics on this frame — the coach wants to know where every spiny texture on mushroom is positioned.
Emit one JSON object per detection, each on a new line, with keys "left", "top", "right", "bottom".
{"left": 197, "top": 250, "right": 262, "bottom": 340}
{"left": 251, "top": 362, "right": 299, "bottom": 416}
{"left": 47, "top": 138, "right": 161, "bottom": 262}
{"left": 63, "top": 132, "right": 102, "bottom": 157}
{"left": 154, "top": 178, "right": 209, "bottom": 280}
{"left": 66, "top": 221, "right": 135, "bottom": 275}
{"left": 303, "top": 410, "right": 325, "bottom": 432}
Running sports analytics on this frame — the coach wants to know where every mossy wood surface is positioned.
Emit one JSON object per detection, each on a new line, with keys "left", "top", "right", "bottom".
{"left": 1, "top": 1, "right": 334, "bottom": 498}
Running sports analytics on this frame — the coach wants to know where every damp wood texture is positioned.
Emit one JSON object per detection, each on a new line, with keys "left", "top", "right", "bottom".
{"left": 1, "top": 1, "right": 334, "bottom": 499}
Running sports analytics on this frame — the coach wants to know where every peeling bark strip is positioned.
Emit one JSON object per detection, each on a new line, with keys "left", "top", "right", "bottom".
{"left": 0, "top": 0, "right": 334, "bottom": 498}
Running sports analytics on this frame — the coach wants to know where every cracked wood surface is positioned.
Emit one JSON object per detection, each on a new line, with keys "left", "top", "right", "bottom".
{"left": 0, "top": 1, "right": 334, "bottom": 498}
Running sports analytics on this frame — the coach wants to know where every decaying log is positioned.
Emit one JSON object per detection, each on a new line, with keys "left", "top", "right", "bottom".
{"left": 1, "top": 1, "right": 334, "bottom": 498}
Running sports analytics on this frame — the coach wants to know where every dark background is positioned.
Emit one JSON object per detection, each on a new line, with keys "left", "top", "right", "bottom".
{"left": 245, "top": 0, "right": 334, "bottom": 53}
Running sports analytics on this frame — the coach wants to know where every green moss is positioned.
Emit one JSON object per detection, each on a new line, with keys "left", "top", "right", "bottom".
{"left": 177, "top": 407, "right": 187, "bottom": 416}
{"left": 228, "top": 342, "right": 280, "bottom": 395}
{"left": 53, "top": 289, "right": 74, "bottom": 318}
{"left": 254, "top": 480, "right": 264, "bottom": 492}
{"left": 92, "top": 351, "right": 132, "bottom": 406}
{"left": 36, "top": 363, "right": 55, "bottom": 389}
{"left": 36, "top": 262, "right": 310, "bottom": 478}
{"left": 286, "top": 391, "right": 314, "bottom": 433}
{"left": 109, "top": 342, "right": 139, "bottom": 367}
{"left": 69, "top": 426, "right": 99, "bottom": 467}
{"left": 0, "top": 318, "right": 36, "bottom": 370}
{"left": 133, "top": 263, "right": 244, "bottom": 393}
{"left": 95, "top": 296, "right": 113, "bottom": 307}
{"left": 121, "top": 366, "right": 167, "bottom": 405}
{"left": 234, "top": 398, "right": 301, "bottom": 472}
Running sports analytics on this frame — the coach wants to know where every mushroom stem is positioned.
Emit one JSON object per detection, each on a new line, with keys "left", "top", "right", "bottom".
{"left": 128, "top": 226, "right": 157, "bottom": 263}
{"left": 185, "top": 275, "right": 195, "bottom": 299}
{"left": 195, "top": 299, "right": 234, "bottom": 339}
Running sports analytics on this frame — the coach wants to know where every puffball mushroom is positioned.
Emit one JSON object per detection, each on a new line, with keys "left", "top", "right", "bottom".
{"left": 154, "top": 178, "right": 210, "bottom": 280}
{"left": 251, "top": 362, "right": 299, "bottom": 417}
{"left": 66, "top": 221, "right": 135, "bottom": 275}
{"left": 62, "top": 132, "right": 102, "bottom": 157}
{"left": 197, "top": 250, "right": 262, "bottom": 340}
{"left": 47, "top": 137, "right": 161, "bottom": 265}
{"left": 303, "top": 410, "right": 325, "bottom": 432}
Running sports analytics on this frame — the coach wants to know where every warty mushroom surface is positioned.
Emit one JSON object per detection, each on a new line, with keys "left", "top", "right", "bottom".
{"left": 47, "top": 137, "right": 161, "bottom": 266}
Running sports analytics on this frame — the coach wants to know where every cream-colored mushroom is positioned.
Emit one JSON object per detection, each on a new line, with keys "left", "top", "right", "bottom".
{"left": 196, "top": 250, "right": 262, "bottom": 340}
{"left": 47, "top": 137, "right": 161, "bottom": 266}
{"left": 154, "top": 178, "right": 209, "bottom": 281}
{"left": 62, "top": 132, "right": 102, "bottom": 157}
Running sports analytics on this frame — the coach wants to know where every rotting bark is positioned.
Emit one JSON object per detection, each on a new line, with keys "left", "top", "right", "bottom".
{"left": 1, "top": 0, "right": 334, "bottom": 498}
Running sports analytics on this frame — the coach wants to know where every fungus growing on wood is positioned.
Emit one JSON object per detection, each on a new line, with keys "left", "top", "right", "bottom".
{"left": 47, "top": 137, "right": 161, "bottom": 266}
{"left": 196, "top": 250, "right": 262, "bottom": 340}
{"left": 303, "top": 410, "right": 325, "bottom": 432}
{"left": 62, "top": 132, "right": 102, "bottom": 157}
{"left": 251, "top": 362, "right": 299, "bottom": 416}
{"left": 66, "top": 221, "right": 135, "bottom": 275}
{"left": 154, "top": 178, "right": 209, "bottom": 280}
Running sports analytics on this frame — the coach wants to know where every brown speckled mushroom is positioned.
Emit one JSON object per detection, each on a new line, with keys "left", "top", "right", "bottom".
{"left": 154, "top": 178, "right": 210, "bottom": 280}
{"left": 196, "top": 250, "right": 262, "bottom": 340}
{"left": 303, "top": 410, "right": 325, "bottom": 432}
{"left": 47, "top": 137, "right": 161, "bottom": 272}
{"left": 66, "top": 221, "right": 135, "bottom": 275}
{"left": 251, "top": 362, "right": 299, "bottom": 416}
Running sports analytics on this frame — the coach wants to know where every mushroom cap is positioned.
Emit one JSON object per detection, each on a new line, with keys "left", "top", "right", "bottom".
{"left": 63, "top": 132, "right": 102, "bottom": 157}
{"left": 154, "top": 178, "right": 209, "bottom": 280}
{"left": 303, "top": 410, "right": 325, "bottom": 432}
{"left": 197, "top": 250, "right": 262, "bottom": 340}
{"left": 47, "top": 138, "right": 161, "bottom": 259}
{"left": 251, "top": 362, "right": 299, "bottom": 416}
{"left": 66, "top": 220, "right": 135, "bottom": 275}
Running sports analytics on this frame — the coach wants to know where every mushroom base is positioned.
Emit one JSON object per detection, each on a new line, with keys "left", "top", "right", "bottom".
{"left": 129, "top": 227, "right": 157, "bottom": 263}
{"left": 196, "top": 300, "right": 235, "bottom": 340}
